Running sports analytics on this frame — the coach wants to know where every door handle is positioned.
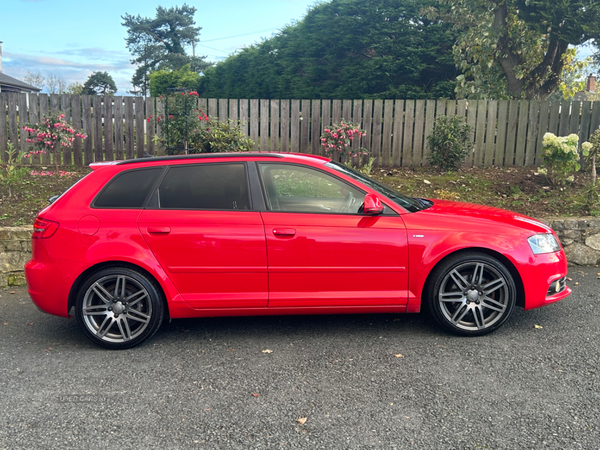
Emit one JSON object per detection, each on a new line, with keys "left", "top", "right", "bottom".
{"left": 147, "top": 226, "right": 171, "bottom": 235}
{"left": 272, "top": 228, "right": 296, "bottom": 237}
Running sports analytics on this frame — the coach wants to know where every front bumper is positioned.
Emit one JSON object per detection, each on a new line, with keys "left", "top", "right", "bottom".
{"left": 520, "top": 251, "right": 571, "bottom": 310}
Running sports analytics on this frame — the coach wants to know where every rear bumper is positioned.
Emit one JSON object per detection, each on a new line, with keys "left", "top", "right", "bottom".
{"left": 25, "top": 259, "right": 72, "bottom": 317}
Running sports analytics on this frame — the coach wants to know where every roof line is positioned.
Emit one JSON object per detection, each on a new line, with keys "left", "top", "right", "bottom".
{"left": 116, "top": 153, "right": 286, "bottom": 165}
{"left": 0, "top": 72, "right": 42, "bottom": 92}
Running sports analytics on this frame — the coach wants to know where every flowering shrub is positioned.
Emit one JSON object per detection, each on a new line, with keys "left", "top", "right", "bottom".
{"left": 581, "top": 127, "right": 600, "bottom": 187}
{"left": 538, "top": 133, "right": 582, "bottom": 185}
{"left": 23, "top": 111, "right": 87, "bottom": 170}
{"left": 150, "top": 91, "right": 253, "bottom": 153}
{"left": 151, "top": 91, "right": 204, "bottom": 153}
{"left": 320, "top": 121, "right": 368, "bottom": 162}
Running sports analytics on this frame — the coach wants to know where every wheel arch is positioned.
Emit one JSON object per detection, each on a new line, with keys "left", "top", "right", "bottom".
{"left": 68, "top": 261, "right": 171, "bottom": 321}
{"left": 422, "top": 247, "right": 525, "bottom": 309}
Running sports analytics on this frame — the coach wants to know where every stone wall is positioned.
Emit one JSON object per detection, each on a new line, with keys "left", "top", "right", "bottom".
{"left": 0, "top": 227, "right": 31, "bottom": 286}
{"left": 1, "top": 219, "right": 600, "bottom": 286}
{"left": 543, "top": 218, "right": 600, "bottom": 266}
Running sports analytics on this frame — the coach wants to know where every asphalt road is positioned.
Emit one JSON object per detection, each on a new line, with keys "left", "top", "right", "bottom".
{"left": 1, "top": 267, "right": 599, "bottom": 450}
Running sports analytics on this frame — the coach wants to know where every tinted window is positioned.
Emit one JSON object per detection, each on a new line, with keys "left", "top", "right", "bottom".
{"left": 158, "top": 163, "right": 250, "bottom": 210}
{"left": 94, "top": 168, "right": 162, "bottom": 208}
{"left": 259, "top": 163, "right": 364, "bottom": 214}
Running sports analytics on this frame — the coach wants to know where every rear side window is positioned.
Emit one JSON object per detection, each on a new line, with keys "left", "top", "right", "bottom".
{"left": 158, "top": 163, "right": 249, "bottom": 210}
{"left": 94, "top": 168, "right": 162, "bottom": 208}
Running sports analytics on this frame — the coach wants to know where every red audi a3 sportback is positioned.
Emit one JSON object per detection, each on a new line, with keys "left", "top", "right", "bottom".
{"left": 25, "top": 153, "right": 571, "bottom": 349}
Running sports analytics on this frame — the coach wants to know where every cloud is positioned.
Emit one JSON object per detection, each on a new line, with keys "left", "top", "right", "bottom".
{"left": 56, "top": 47, "right": 131, "bottom": 62}
{"left": 3, "top": 50, "right": 136, "bottom": 95}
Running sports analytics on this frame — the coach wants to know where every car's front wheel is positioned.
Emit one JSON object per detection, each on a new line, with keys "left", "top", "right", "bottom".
{"left": 75, "top": 267, "right": 164, "bottom": 349}
{"left": 425, "top": 252, "right": 517, "bottom": 336}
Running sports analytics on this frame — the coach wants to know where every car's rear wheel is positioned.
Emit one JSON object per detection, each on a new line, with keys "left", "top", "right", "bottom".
{"left": 425, "top": 252, "right": 516, "bottom": 336}
{"left": 75, "top": 267, "right": 164, "bottom": 349}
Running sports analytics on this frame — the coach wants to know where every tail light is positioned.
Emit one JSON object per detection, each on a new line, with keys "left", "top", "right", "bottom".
{"left": 32, "top": 218, "right": 59, "bottom": 239}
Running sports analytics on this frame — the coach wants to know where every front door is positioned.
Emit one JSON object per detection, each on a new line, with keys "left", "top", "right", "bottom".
{"left": 258, "top": 163, "right": 409, "bottom": 308}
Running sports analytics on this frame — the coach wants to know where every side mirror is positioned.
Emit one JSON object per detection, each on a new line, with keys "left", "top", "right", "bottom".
{"left": 363, "top": 193, "right": 383, "bottom": 215}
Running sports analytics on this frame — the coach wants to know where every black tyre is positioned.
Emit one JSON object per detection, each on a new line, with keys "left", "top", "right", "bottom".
{"left": 425, "top": 252, "right": 516, "bottom": 336}
{"left": 75, "top": 267, "right": 164, "bottom": 349}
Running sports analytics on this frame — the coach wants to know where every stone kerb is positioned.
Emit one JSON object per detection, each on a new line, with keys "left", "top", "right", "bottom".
{"left": 2, "top": 218, "right": 600, "bottom": 286}
{"left": 0, "top": 227, "right": 31, "bottom": 287}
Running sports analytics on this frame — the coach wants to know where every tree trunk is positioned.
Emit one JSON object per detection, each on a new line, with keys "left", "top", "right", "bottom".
{"left": 492, "top": 4, "right": 568, "bottom": 100}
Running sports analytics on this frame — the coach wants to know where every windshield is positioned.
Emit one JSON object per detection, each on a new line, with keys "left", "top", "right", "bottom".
{"left": 326, "top": 162, "right": 426, "bottom": 213}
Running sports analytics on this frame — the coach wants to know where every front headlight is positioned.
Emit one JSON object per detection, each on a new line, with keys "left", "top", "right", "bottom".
{"left": 528, "top": 233, "right": 561, "bottom": 254}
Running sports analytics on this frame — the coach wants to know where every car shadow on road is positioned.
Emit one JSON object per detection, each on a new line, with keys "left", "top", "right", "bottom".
{"left": 156, "top": 311, "right": 442, "bottom": 344}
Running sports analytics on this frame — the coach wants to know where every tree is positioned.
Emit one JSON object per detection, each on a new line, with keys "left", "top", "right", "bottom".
{"left": 428, "top": 0, "right": 600, "bottom": 100}
{"left": 548, "top": 50, "right": 594, "bottom": 101}
{"left": 82, "top": 72, "right": 117, "bottom": 95}
{"left": 65, "top": 81, "right": 84, "bottom": 95}
{"left": 122, "top": 4, "right": 211, "bottom": 95}
{"left": 46, "top": 74, "right": 68, "bottom": 94}
{"left": 199, "top": 0, "right": 459, "bottom": 99}
{"left": 149, "top": 64, "right": 201, "bottom": 96}
{"left": 22, "top": 71, "right": 45, "bottom": 90}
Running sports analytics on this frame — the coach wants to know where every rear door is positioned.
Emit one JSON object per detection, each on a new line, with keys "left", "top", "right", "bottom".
{"left": 138, "top": 162, "right": 268, "bottom": 309}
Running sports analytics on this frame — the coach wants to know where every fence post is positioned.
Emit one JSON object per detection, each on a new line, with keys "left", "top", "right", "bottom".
{"left": 401, "top": 100, "right": 413, "bottom": 167}
{"left": 260, "top": 99, "right": 269, "bottom": 152}
{"left": 71, "top": 95, "right": 82, "bottom": 166}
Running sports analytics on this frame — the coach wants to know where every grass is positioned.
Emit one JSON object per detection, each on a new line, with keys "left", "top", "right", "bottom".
{"left": 368, "top": 165, "right": 595, "bottom": 218}
{"left": 0, "top": 166, "right": 91, "bottom": 227}
{"left": 0, "top": 163, "right": 597, "bottom": 228}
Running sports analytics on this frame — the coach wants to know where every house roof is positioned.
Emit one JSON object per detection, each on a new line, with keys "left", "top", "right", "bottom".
{"left": 0, "top": 72, "right": 42, "bottom": 93}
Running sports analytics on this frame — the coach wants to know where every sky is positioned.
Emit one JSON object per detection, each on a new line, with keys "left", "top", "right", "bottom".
{"left": 0, "top": 0, "right": 319, "bottom": 94}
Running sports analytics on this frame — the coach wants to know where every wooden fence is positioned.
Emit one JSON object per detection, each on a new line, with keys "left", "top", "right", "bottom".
{"left": 2, "top": 93, "right": 600, "bottom": 167}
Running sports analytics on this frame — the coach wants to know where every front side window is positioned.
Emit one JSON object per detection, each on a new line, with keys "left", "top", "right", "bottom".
{"left": 259, "top": 163, "right": 365, "bottom": 214}
{"left": 94, "top": 167, "right": 162, "bottom": 208}
{"left": 325, "top": 162, "right": 426, "bottom": 212}
{"left": 158, "top": 163, "right": 250, "bottom": 210}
